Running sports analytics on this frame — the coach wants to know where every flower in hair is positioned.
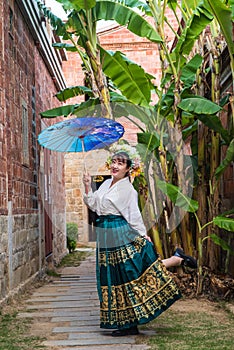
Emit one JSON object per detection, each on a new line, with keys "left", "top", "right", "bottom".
{"left": 106, "top": 142, "right": 144, "bottom": 179}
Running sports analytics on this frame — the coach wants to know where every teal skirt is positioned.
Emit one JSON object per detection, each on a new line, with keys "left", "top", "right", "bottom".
{"left": 96, "top": 215, "right": 181, "bottom": 330}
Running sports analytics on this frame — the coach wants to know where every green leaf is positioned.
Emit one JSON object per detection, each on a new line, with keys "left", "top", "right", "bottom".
{"left": 157, "top": 84, "right": 175, "bottom": 117}
{"left": 157, "top": 179, "right": 199, "bottom": 213}
{"left": 180, "top": 54, "right": 203, "bottom": 87}
{"left": 101, "top": 49, "right": 152, "bottom": 106}
{"left": 229, "top": 0, "right": 234, "bottom": 19}
{"left": 94, "top": 0, "right": 162, "bottom": 43}
{"left": 213, "top": 216, "right": 234, "bottom": 232}
{"left": 66, "top": 12, "right": 83, "bottom": 34}
{"left": 55, "top": 86, "right": 93, "bottom": 101}
{"left": 137, "top": 132, "right": 160, "bottom": 151}
{"left": 111, "top": 101, "right": 153, "bottom": 129}
{"left": 73, "top": 98, "right": 101, "bottom": 117}
{"left": 215, "top": 139, "right": 234, "bottom": 180}
{"left": 205, "top": 0, "right": 234, "bottom": 54}
{"left": 109, "top": 91, "right": 128, "bottom": 102}
{"left": 52, "top": 43, "right": 77, "bottom": 52}
{"left": 197, "top": 114, "right": 231, "bottom": 144}
{"left": 209, "top": 234, "right": 234, "bottom": 255}
{"left": 173, "top": 4, "right": 213, "bottom": 57}
{"left": 40, "top": 105, "right": 78, "bottom": 118}
{"left": 55, "top": 0, "right": 76, "bottom": 10}
{"left": 73, "top": 0, "right": 96, "bottom": 10}
{"left": 57, "top": 0, "right": 96, "bottom": 10}
{"left": 178, "top": 97, "right": 222, "bottom": 115}
{"left": 182, "top": 120, "right": 198, "bottom": 140}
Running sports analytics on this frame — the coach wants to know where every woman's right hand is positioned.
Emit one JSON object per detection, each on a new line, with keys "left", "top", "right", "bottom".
{"left": 83, "top": 173, "right": 91, "bottom": 190}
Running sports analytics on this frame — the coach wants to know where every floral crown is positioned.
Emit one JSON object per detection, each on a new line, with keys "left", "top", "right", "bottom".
{"left": 106, "top": 143, "right": 144, "bottom": 179}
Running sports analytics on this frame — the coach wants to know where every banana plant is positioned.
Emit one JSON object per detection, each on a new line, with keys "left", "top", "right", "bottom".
{"left": 156, "top": 178, "right": 234, "bottom": 294}
{"left": 37, "top": 0, "right": 162, "bottom": 119}
{"left": 37, "top": 0, "right": 234, "bottom": 279}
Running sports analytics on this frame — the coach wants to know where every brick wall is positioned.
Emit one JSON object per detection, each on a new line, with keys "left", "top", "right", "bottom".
{"left": 0, "top": 0, "right": 67, "bottom": 301}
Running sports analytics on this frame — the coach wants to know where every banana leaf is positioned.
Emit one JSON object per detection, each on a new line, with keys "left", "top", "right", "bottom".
{"left": 94, "top": 0, "right": 162, "bottom": 43}
{"left": 182, "top": 120, "right": 198, "bottom": 140}
{"left": 213, "top": 216, "right": 234, "bottom": 232}
{"left": 209, "top": 234, "right": 234, "bottom": 255}
{"left": 111, "top": 100, "right": 153, "bottom": 129}
{"left": 55, "top": 86, "right": 94, "bottom": 101}
{"left": 205, "top": 0, "right": 234, "bottom": 55}
{"left": 180, "top": 54, "right": 203, "bottom": 87}
{"left": 101, "top": 49, "right": 153, "bottom": 106}
{"left": 137, "top": 132, "right": 160, "bottom": 151}
{"left": 215, "top": 139, "right": 234, "bottom": 180}
{"left": 157, "top": 179, "right": 199, "bottom": 213}
{"left": 196, "top": 115, "right": 231, "bottom": 144}
{"left": 173, "top": 3, "right": 213, "bottom": 57}
{"left": 178, "top": 97, "right": 222, "bottom": 114}
{"left": 56, "top": 0, "right": 96, "bottom": 10}
{"left": 52, "top": 43, "right": 77, "bottom": 52}
{"left": 40, "top": 104, "right": 79, "bottom": 118}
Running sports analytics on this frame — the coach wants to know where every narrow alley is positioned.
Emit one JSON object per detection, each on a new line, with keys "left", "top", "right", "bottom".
{"left": 17, "top": 250, "right": 152, "bottom": 349}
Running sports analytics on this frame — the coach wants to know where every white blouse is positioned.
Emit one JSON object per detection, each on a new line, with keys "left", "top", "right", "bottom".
{"left": 83, "top": 177, "right": 147, "bottom": 236}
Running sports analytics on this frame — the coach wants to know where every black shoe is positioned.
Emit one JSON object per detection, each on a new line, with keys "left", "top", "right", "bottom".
{"left": 174, "top": 248, "right": 197, "bottom": 269}
{"left": 111, "top": 326, "right": 139, "bottom": 337}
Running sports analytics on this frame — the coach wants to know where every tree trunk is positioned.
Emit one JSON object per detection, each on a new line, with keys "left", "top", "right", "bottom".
{"left": 86, "top": 41, "right": 113, "bottom": 119}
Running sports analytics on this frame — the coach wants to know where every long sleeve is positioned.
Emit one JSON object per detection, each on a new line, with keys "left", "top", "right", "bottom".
{"left": 83, "top": 179, "right": 117, "bottom": 215}
{"left": 111, "top": 182, "right": 146, "bottom": 236}
{"left": 83, "top": 177, "right": 147, "bottom": 236}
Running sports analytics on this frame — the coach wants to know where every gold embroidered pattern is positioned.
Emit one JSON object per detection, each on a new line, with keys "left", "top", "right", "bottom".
{"left": 99, "top": 236, "right": 146, "bottom": 266}
{"left": 100, "top": 259, "right": 180, "bottom": 328}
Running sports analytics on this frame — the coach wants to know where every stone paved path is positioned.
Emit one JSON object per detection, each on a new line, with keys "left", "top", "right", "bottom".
{"left": 18, "top": 250, "right": 152, "bottom": 349}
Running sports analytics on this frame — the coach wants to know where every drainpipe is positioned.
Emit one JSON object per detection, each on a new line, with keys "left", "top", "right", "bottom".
{"left": 7, "top": 201, "right": 13, "bottom": 290}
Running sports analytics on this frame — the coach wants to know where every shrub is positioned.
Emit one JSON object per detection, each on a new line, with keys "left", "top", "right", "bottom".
{"left": 66, "top": 222, "right": 78, "bottom": 253}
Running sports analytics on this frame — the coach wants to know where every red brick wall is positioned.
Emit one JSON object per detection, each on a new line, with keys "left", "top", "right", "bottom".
{"left": 0, "top": 0, "right": 64, "bottom": 216}
{"left": 0, "top": 0, "right": 67, "bottom": 300}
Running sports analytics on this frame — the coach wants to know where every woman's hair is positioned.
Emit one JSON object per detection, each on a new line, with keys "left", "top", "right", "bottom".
{"left": 112, "top": 151, "right": 132, "bottom": 168}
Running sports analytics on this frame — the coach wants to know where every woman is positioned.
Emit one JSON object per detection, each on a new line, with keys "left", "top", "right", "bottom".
{"left": 83, "top": 151, "right": 197, "bottom": 337}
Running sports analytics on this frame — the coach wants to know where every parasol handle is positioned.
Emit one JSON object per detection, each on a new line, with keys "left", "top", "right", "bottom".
{"left": 81, "top": 139, "right": 87, "bottom": 174}
{"left": 83, "top": 161, "right": 87, "bottom": 174}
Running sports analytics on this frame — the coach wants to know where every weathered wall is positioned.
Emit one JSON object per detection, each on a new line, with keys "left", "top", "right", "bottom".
{"left": 0, "top": 0, "right": 67, "bottom": 301}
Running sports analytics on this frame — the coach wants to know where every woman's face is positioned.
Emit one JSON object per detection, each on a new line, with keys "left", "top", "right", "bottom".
{"left": 110, "top": 156, "right": 130, "bottom": 181}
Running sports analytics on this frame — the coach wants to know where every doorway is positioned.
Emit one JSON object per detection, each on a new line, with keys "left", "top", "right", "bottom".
{"left": 88, "top": 175, "right": 111, "bottom": 242}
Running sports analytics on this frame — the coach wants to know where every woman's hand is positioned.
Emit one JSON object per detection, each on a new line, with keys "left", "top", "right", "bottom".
{"left": 83, "top": 173, "right": 91, "bottom": 194}
{"left": 83, "top": 173, "right": 91, "bottom": 185}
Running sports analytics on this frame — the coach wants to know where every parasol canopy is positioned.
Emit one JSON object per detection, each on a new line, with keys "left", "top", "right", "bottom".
{"left": 38, "top": 117, "right": 124, "bottom": 152}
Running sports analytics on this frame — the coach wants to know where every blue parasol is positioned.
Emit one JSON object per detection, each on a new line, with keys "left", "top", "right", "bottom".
{"left": 38, "top": 117, "right": 124, "bottom": 152}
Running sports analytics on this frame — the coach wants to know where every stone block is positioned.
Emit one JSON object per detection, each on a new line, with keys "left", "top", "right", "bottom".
{"left": 13, "top": 216, "right": 26, "bottom": 231}
{"left": 0, "top": 216, "right": 7, "bottom": 233}
{"left": 0, "top": 278, "right": 7, "bottom": 299}
{"left": 26, "top": 214, "right": 39, "bottom": 229}
{"left": 27, "top": 228, "right": 39, "bottom": 242}
{"left": 12, "top": 251, "right": 24, "bottom": 270}
{"left": 14, "top": 229, "right": 27, "bottom": 249}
